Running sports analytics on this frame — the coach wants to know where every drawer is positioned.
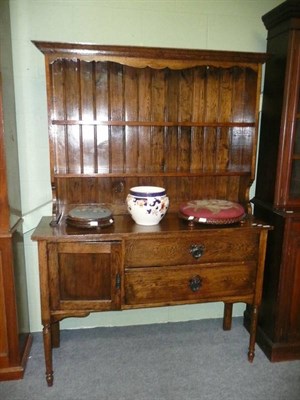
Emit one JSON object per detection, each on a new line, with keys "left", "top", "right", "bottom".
{"left": 125, "top": 231, "right": 260, "bottom": 267}
{"left": 125, "top": 262, "right": 256, "bottom": 306}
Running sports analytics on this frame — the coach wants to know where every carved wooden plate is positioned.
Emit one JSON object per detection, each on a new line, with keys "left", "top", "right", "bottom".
{"left": 66, "top": 205, "right": 114, "bottom": 228}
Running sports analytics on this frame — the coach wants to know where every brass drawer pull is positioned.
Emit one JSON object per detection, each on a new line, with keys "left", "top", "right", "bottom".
{"left": 190, "top": 244, "right": 205, "bottom": 259}
{"left": 189, "top": 275, "right": 202, "bottom": 292}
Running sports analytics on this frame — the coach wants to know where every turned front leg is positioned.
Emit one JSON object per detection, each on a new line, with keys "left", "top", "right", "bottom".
{"left": 43, "top": 322, "right": 54, "bottom": 386}
{"left": 248, "top": 305, "right": 258, "bottom": 362}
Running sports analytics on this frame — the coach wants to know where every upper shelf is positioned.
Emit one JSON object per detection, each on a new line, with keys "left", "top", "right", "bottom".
{"left": 34, "top": 42, "right": 267, "bottom": 219}
{"left": 51, "top": 120, "right": 255, "bottom": 127}
{"left": 33, "top": 41, "right": 268, "bottom": 69}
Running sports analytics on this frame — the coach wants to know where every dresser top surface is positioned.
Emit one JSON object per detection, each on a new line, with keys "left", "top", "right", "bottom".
{"left": 32, "top": 213, "right": 271, "bottom": 242}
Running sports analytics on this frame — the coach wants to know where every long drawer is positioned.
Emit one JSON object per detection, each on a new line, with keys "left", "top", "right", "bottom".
{"left": 125, "top": 262, "right": 257, "bottom": 306}
{"left": 125, "top": 231, "right": 260, "bottom": 267}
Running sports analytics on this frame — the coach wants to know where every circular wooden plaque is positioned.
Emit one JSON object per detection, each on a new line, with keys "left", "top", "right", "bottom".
{"left": 66, "top": 205, "right": 114, "bottom": 228}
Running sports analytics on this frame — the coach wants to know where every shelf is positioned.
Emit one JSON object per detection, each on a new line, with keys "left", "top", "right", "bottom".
{"left": 53, "top": 170, "right": 251, "bottom": 178}
{"left": 51, "top": 120, "right": 256, "bottom": 128}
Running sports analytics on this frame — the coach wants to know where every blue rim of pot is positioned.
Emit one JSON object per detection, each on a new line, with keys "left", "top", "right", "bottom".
{"left": 129, "top": 186, "right": 166, "bottom": 197}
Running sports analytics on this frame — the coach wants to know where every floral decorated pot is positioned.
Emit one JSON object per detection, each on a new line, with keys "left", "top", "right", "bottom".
{"left": 126, "top": 186, "right": 169, "bottom": 225}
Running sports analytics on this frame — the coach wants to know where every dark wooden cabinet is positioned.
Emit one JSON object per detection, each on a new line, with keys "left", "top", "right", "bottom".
{"left": 31, "top": 42, "right": 270, "bottom": 386}
{"left": 249, "top": 0, "right": 300, "bottom": 361}
{"left": 0, "top": 225, "right": 31, "bottom": 381}
{"left": 0, "top": 1, "right": 32, "bottom": 379}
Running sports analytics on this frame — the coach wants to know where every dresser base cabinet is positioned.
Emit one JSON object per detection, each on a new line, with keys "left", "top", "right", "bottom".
{"left": 32, "top": 215, "right": 270, "bottom": 386}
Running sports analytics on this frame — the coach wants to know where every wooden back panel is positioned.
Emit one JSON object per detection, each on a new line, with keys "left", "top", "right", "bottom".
{"left": 33, "top": 42, "right": 266, "bottom": 221}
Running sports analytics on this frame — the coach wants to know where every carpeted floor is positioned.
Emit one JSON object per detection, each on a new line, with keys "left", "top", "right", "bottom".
{"left": 1, "top": 318, "right": 300, "bottom": 400}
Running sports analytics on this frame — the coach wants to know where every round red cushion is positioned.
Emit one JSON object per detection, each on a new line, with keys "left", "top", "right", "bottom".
{"left": 179, "top": 199, "right": 245, "bottom": 224}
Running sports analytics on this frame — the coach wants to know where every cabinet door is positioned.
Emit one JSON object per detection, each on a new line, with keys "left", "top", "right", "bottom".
{"left": 290, "top": 68, "right": 300, "bottom": 201}
{"left": 276, "top": 30, "right": 300, "bottom": 207}
{"left": 282, "top": 218, "right": 300, "bottom": 342}
{"left": 48, "top": 241, "right": 122, "bottom": 311}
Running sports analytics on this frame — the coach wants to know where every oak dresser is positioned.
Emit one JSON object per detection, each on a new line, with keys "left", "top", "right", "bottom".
{"left": 31, "top": 42, "right": 270, "bottom": 386}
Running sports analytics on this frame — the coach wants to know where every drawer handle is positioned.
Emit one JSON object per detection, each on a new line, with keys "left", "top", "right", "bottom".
{"left": 189, "top": 275, "right": 202, "bottom": 292}
{"left": 190, "top": 244, "right": 205, "bottom": 259}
